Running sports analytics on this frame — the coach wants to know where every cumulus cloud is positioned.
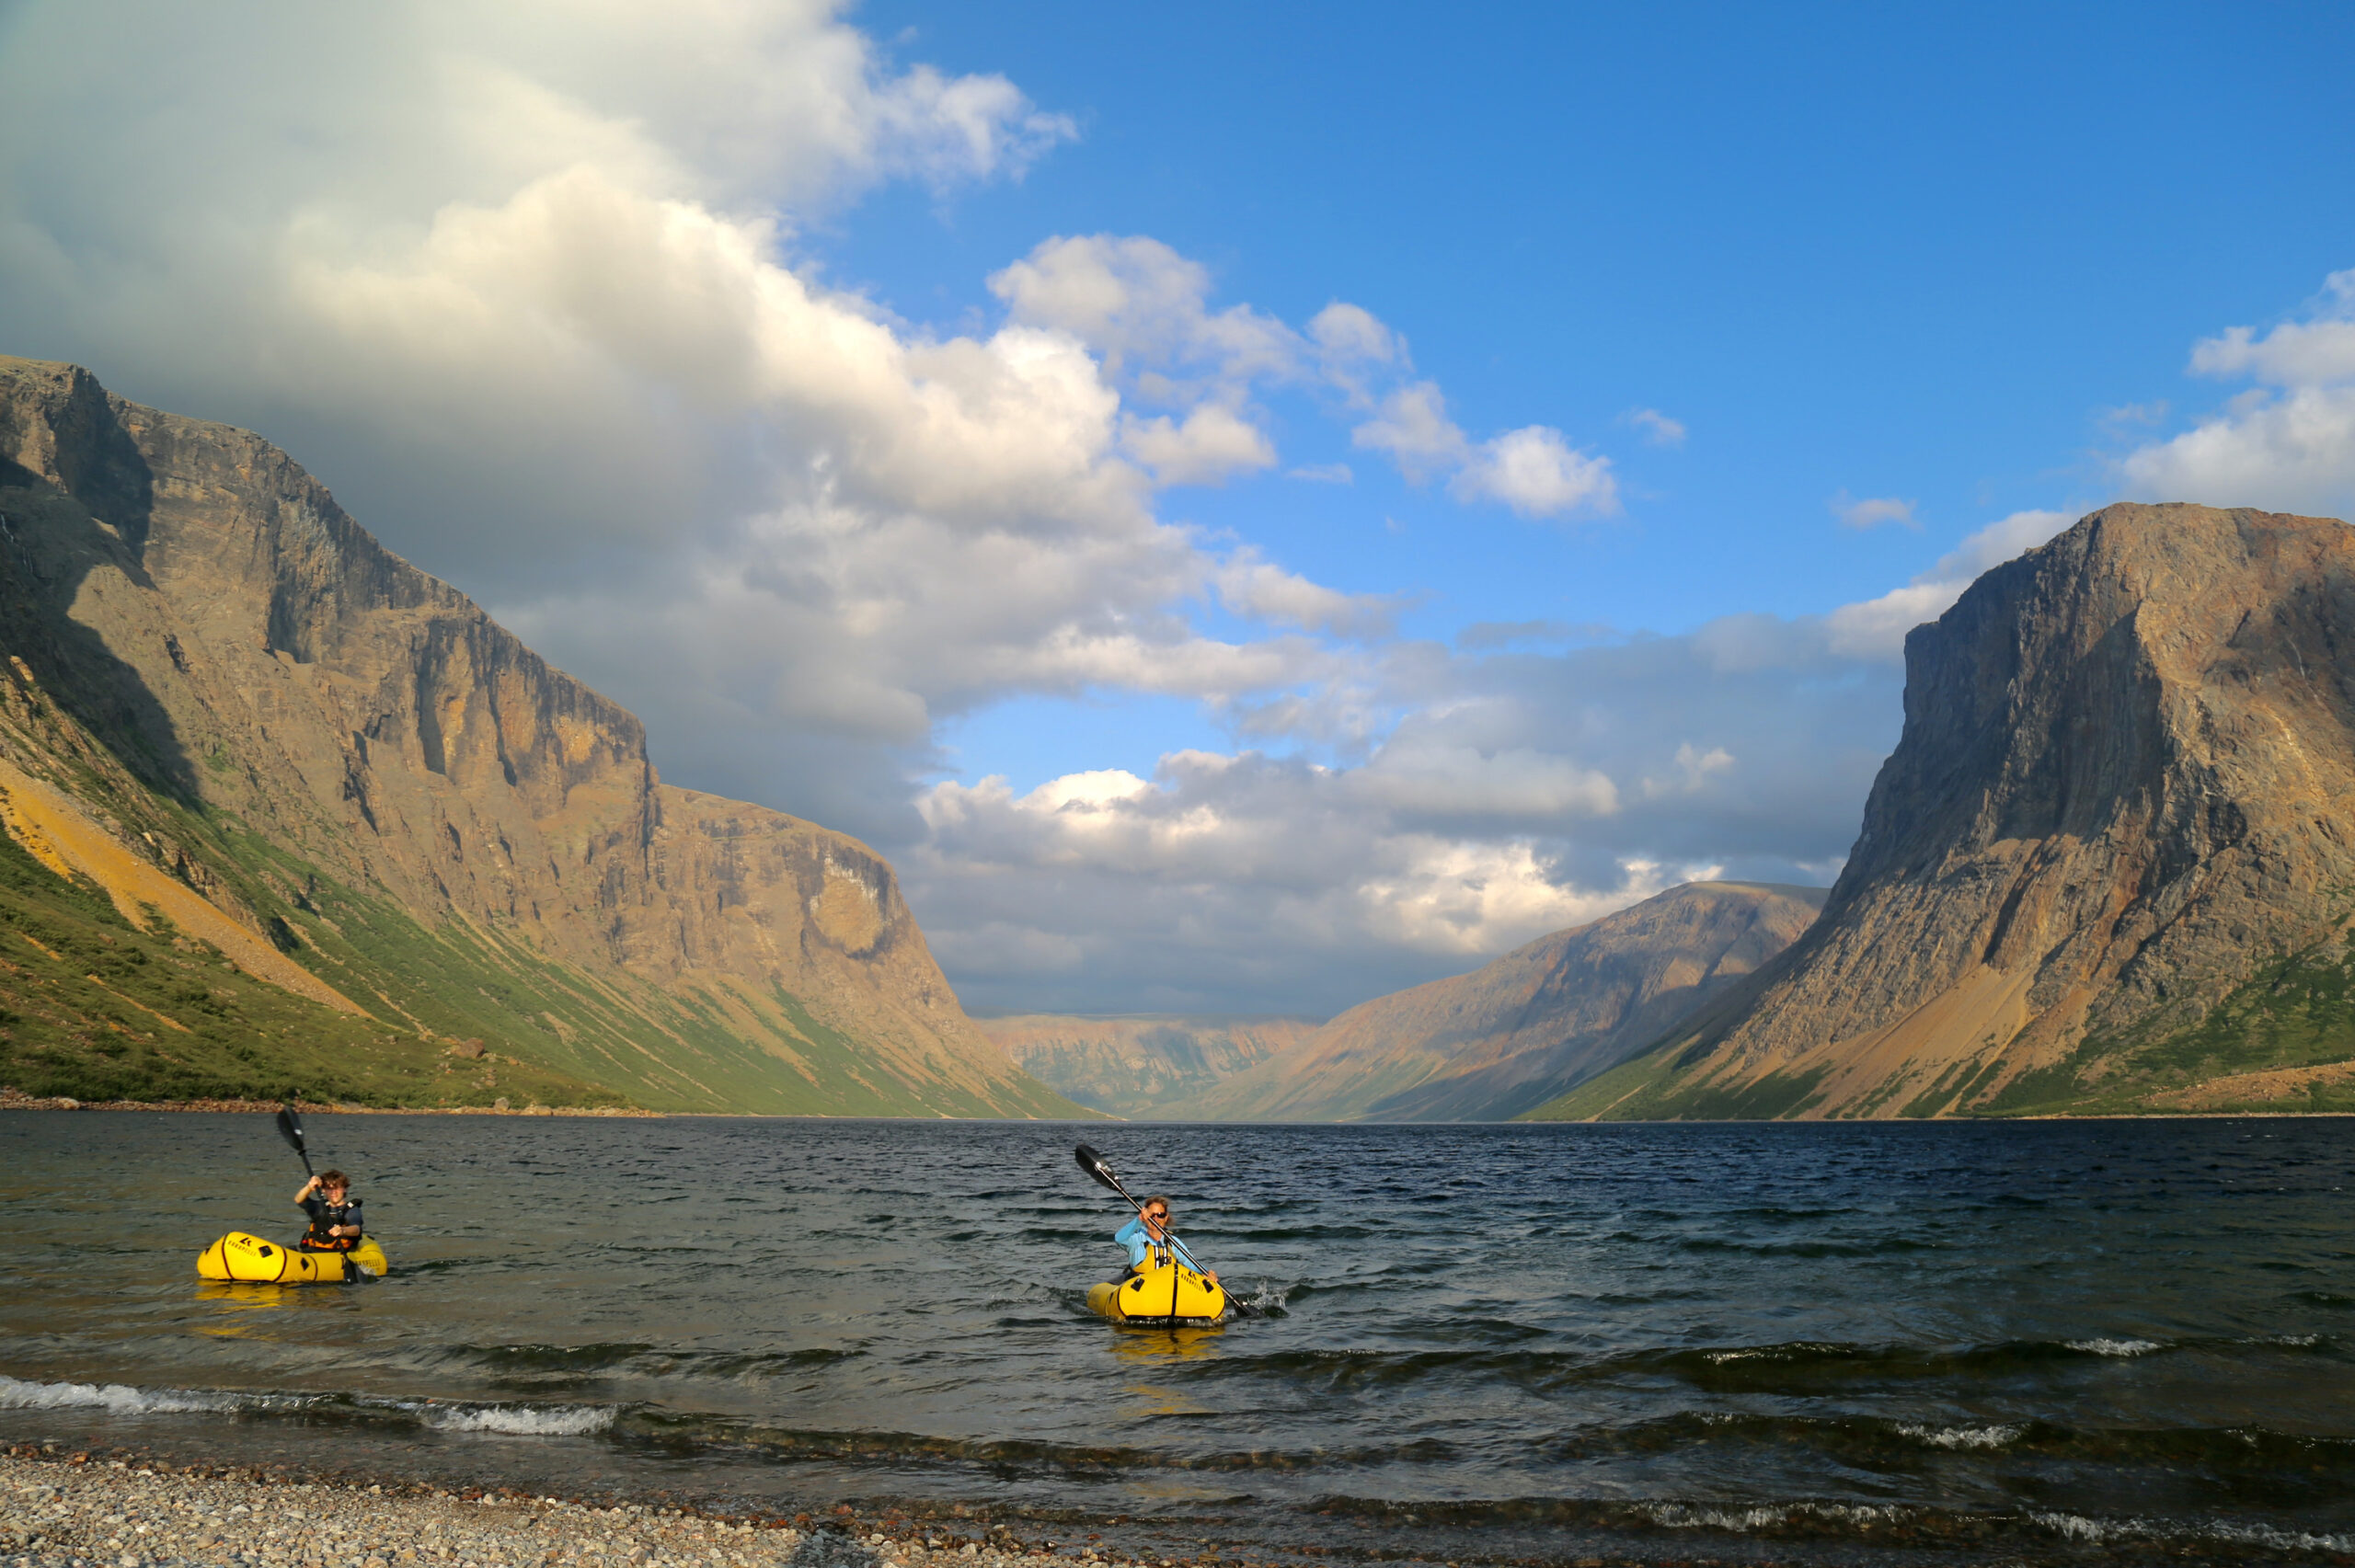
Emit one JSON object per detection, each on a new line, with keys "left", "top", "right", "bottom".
{"left": 1824, "top": 509, "right": 2074, "bottom": 660}
{"left": 1453, "top": 425, "right": 1619, "bottom": 517}
{"left": 1353, "top": 383, "right": 1618, "bottom": 519}
{"left": 989, "top": 234, "right": 1299, "bottom": 391}
{"left": 910, "top": 496, "right": 2105, "bottom": 1014}
{"left": 1121, "top": 401, "right": 1277, "bottom": 486}
{"left": 2117, "top": 269, "right": 2355, "bottom": 519}
{"left": 1213, "top": 549, "right": 1400, "bottom": 639}
{"left": 0, "top": 0, "right": 2019, "bottom": 1019}
{"left": 908, "top": 612, "right": 1902, "bottom": 1013}
{"left": 0, "top": 2, "right": 1406, "bottom": 834}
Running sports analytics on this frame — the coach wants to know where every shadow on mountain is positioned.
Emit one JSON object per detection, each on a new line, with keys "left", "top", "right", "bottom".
{"left": 0, "top": 390, "right": 199, "bottom": 799}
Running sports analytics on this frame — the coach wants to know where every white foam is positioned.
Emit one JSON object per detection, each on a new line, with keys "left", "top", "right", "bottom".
{"left": 1647, "top": 1503, "right": 1786, "bottom": 1530}
{"left": 2032, "top": 1511, "right": 2355, "bottom": 1553}
{"left": 422, "top": 1403, "right": 615, "bottom": 1436}
{"left": 1650, "top": 1501, "right": 1908, "bottom": 1532}
{"left": 2065, "top": 1336, "right": 2161, "bottom": 1356}
{"left": 0, "top": 1375, "right": 233, "bottom": 1414}
{"left": 1895, "top": 1422, "right": 2022, "bottom": 1450}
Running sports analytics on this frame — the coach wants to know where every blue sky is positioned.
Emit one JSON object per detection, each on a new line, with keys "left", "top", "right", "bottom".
{"left": 3, "top": 3, "right": 2352, "bottom": 1013}
{"left": 845, "top": 3, "right": 2355, "bottom": 787}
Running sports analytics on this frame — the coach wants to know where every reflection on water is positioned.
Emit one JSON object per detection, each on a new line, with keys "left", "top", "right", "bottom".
{"left": 6, "top": 1110, "right": 2355, "bottom": 1564}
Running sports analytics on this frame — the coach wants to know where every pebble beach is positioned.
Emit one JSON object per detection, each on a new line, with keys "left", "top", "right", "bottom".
{"left": 0, "top": 1452, "right": 1232, "bottom": 1568}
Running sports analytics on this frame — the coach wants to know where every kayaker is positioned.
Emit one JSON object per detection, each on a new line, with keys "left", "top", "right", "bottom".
{"left": 294, "top": 1169, "right": 364, "bottom": 1253}
{"left": 1115, "top": 1196, "right": 1217, "bottom": 1288}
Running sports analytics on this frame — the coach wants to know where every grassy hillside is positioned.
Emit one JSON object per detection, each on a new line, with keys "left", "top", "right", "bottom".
{"left": 0, "top": 819, "right": 624, "bottom": 1107}
{"left": 0, "top": 692, "right": 1083, "bottom": 1116}
{"left": 1524, "top": 927, "right": 2355, "bottom": 1121}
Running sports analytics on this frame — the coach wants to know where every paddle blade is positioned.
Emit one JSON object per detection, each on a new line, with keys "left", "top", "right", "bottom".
{"left": 1074, "top": 1143, "right": 1124, "bottom": 1195}
{"left": 277, "top": 1104, "right": 312, "bottom": 1174}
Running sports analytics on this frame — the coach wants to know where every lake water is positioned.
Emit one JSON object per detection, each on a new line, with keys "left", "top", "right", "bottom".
{"left": 4, "top": 1111, "right": 2354, "bottom": 1564}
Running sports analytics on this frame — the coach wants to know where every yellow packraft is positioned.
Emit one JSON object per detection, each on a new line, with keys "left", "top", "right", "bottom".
{"left": 197, "top": 1231, "right": 388, "bottom": 1284}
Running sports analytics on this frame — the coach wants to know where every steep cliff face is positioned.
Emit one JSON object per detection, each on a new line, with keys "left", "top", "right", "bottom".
{"left": 1536, "top": 503, "right": 2355, "bottom": 1121}
{"left": 977, "top": 1014, "right": 1315, "bottom": 1116}
{"left": 0, "top": 354, "right": 1084, "bottom": 1116}
{"left": 1158, "top": 882, "right": 1825, "bottom": 1122}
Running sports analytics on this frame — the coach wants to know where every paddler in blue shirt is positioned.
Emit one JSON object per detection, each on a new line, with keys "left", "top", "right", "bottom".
{"left": 1114, "top": 1195, "right": 1218, "bottom": 1288}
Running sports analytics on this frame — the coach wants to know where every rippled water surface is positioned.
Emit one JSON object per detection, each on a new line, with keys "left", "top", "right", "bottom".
{"left": 6, "top": 1111, "right": 2355, "bottom": 1563}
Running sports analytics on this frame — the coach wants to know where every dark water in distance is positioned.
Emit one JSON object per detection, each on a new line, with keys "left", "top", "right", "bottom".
{"left": 6, "top": 1112, "right": 2355, "bottom": 1564}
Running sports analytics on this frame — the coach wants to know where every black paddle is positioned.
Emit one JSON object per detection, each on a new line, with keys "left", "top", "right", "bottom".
{"left": 277, "top": 1102, "right": 314, "bottom": 1178}
{"left": 1074, "top": 1144, "right": 1260, "bottom": 1320}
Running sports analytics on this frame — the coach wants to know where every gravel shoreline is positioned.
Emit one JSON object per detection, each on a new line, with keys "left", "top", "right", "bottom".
{"left": 0, "top": 1451, "right": 1252, "bottom": 1568}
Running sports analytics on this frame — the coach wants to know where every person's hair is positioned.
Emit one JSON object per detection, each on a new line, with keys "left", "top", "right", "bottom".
{"left": 1143, "top": 1195, "right": 1170, "bottom": 1214}
{"left": 317, "top": 1170, "right": 350, "bottom": 1191}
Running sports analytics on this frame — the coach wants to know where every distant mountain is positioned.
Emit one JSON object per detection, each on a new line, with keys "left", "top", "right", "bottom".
{"left": 977, "top": 1014, "right": 1317, "bottom": 1116}
{"left": 1155, "top": 882, "right": 1826, "bottom": 1121}
{"left": 1534, "top": 503, "right": 2355, "bottom": 1121}
{"left": 0, "top": 354, "right": 1087, "bottom": 1117}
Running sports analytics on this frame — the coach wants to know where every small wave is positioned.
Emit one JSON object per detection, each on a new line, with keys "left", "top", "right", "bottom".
{"left": 0, "top": 1375, "right": 234, "bottom": 1415}
{"left": 1699, "top": 1341, "right": 1855, "bottom": 1366}
{"left": 421, "top": 1402, "right": 615, "bottom": 1436}
{"left": 0, "top": 1374, "right": 615, "bottom": 1439}
{"left": 1893, "top": 1421, "right": 2022, "bottom": 1450}
{"left": 2066, "top": 1336, "right": 2163, "bottom": 1356}
{"left": 2033, "top": 1511, "right": 2355, "bottom": 1554}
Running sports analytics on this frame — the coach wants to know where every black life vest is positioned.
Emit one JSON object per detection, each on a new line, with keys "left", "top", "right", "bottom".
{"left": 301, "top": 1196, "right": 362, "bottom": 1252}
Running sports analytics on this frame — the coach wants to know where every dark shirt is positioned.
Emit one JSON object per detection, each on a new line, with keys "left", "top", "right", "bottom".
{"left": 299, "top": 1195, "right": 364, "bottom": 1250}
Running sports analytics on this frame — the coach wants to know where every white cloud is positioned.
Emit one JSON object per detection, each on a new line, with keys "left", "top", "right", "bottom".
{"left": 908, "top": 616, "right": 1907, "bottom": 1013}
{"left": 1453, "top": 425, "right": 1620, "bottom": 517}
{"left": 913, "top": 750, "right": 1701, "bottom": 1011}
{"left": 1353, "top": 384, "right": 1617, "bottom": 519}
{"left": 1823, "top": 509, "right": 2074, "bottom": 660}
{"left": 1352, "top": 383, "right": 1470, "bottom": 478}
{"left": 2116, "top": 269, "right": 2355, "bottom": 519}
{"left": 1287, "top": 462, "right": 1354, "bottom": 484}
{"left": 1121, "top": 401, "right": 1277, "bottom": 486}
{"left": 1626, "top": 407, "right": 1688, "bottom": 446}
{"left": 0, "top": 3, "right": 1405, "bottom": 835}
{"left": 2186, "top": 269, "right": 2355, "bottom": 385}
{"left": 1833, "top": 491, "right": 1921, "bottom": 531}
{"left": 988, "top": 234, "right": 1300, "bottom": 391}
{"left": 0, "top": 0, "right": 1974, "bottom": 1019}
{"left": 1213, "top": 549, "right": 1399, "bottom": 638}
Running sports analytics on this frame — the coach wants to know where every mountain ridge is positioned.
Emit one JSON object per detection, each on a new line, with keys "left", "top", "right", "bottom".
{"left": 0, "top": 353, "right": 1086, "bottom": 1117}
{"left": 1157, "top": 881, "right": 1827, "bottom": 1121}
{"left": 1533, "top": 502, "right": 2355, "bottom": 1120}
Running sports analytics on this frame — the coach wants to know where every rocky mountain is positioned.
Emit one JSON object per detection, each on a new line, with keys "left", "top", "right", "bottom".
{"left": 1534, "top": 503, "right": 2355, "bottom": 1121}
{"left": 1155, "top": 882, "right": 1826, "bottom": 1121}
{"left": 0, "top": 354, "right": 1086, "bottom": 1116}
{"left": 976, "top": 1014, "right": 1315, "bottom": 1116}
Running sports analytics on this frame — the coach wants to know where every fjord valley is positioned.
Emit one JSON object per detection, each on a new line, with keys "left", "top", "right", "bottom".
{"left": 0, "top": 354, "right": 1082, "bottom": 1117}
{"left": 1138, "top": 881, "right": 1825, "bottom": 1122}
{"left": 973, "top": 1014, "right": 1314, "bottom": 1118}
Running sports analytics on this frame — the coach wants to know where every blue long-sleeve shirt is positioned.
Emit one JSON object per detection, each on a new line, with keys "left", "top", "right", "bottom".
{"left": 1115, "top": 1215, "right": 1203, "bottom": 1273}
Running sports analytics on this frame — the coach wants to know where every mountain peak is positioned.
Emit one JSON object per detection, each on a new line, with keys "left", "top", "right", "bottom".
{"left": 1536, "top": 501, "right": 2355, "bottom": 1120}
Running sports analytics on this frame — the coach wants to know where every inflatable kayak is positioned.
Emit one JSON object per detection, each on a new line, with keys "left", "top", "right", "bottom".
{"left": 197, "top": 1231, "right": 387, "bottom": 1285}
{"left": 1086, "top": 1257, "right": 1227, "bottom": 1327}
